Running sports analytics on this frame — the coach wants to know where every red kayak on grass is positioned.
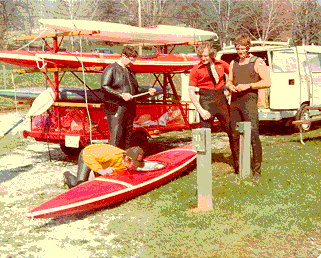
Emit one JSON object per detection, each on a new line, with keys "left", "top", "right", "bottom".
{"left": 26, "top": 144, "right": 196, "bottom": 219}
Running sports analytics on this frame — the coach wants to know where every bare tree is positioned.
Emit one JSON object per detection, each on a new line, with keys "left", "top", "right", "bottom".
{"left": 0, "top": 0, "right": 28, "bottom": 49}
{"left": 291, "top": 0, "right": 321, "bottom": 45}
{"left": 115, "top": 0, "right": 181, "bottom": 26}
{"left": 188, "top": 0, "right": 239, "bottom": 48}
{"left": 239, "top": 0, "right": 292, "bottom": 42}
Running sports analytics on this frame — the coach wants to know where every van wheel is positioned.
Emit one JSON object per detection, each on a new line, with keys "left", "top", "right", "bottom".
{"left": 60, "top": 144, "right": 83, "bottom": 158}
{"left": 294, "top": 104, "right": 311, "bottom": 132}
{"left": 131, "top": 131, "right": 149, "bottom": 151}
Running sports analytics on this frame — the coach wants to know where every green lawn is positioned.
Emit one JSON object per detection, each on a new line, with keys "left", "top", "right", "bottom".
{"left": 94, "top": 128, "right": 321, "bottom": 257}
{"left": 1, "top": 125, "right": 321, "bottom": 257}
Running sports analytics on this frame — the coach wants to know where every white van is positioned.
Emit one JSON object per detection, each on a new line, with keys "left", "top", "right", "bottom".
{"left": 215, "top": 41, "right": 321, "bottom": 131}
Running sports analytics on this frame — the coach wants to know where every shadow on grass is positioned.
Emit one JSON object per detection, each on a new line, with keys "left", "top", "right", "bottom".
{"left": 0, "top": 164, "right": 34, "bottom": 183}
{"left": 211, "top": 153, "right": 234, "bottom": 168}
{"left": 292, "top": 135, "right": 321, "bottom": 144}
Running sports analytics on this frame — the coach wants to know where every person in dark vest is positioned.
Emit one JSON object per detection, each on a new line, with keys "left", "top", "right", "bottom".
{"left": 188, "top": 42, "right": 237, "bottom": 171}
{"left": 101, "top": 46, "right": 156, "bottom": 150}
{"left": 226, "top": 33, "right": 271, "bottom": 181}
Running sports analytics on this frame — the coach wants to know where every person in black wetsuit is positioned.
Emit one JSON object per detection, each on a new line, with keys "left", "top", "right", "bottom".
{"left": 226, "top": 34, "right": 271, "bottom": 181}
{"left": 101, "top": 46, "right": 156, "bottom": 150}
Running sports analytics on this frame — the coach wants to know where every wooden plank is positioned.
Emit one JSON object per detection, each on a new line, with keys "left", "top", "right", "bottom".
{"left": 292, "top": 115, "right": 321, "bottom": 125}
{"left": 53, "top": 102, "right": 102, "bottom": 108}
{"left": 13, "top": 66, "right": 104, "bottom": 74}
{"left": 14, "top": 30, "right": 100, "bottom": 41}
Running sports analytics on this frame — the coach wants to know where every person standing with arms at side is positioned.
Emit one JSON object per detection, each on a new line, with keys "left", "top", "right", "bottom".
{"left": 226, "top": 33, "right": 271, "bottom": 181}
{"left": 188, "top": 42, "right": 237, "bottom": 171}
{"left": 101, "top": 46, "right": 156, "bottom": 150}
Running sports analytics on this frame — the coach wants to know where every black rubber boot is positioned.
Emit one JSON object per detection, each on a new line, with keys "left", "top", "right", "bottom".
{"left": 63, "top": 171, "right": 77, "bottom": 189}
{"left": 75, "top": 150, "right": 92, "bottom": 185}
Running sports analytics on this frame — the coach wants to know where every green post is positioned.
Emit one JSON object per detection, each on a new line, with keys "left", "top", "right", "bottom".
{"left": 236, "top": 122, "right": 251, "bottom": 178}
{"left": 192, "top": 128, "right": 212, "bottom": 211}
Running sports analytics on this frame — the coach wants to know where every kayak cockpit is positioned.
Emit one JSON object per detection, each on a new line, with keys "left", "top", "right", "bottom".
{"left": 136, "top": 161, "right": 165, "bottom": 171}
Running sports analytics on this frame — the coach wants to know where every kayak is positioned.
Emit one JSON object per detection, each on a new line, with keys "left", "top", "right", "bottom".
{"left": 39, "top": 18, "right": 218, "bottom": 45}
{"left": 26, "top": 144, "right": 196, "bottom": 219}
{"left": 0, "top": 50, "right": 199, "bottom": 73}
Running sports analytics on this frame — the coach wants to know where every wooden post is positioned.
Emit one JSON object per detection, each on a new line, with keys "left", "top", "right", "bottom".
{"left": 236, "top": 122, "right": 251, "bottom": 178}
{"left": 192, "top": 128, "right": 213, "bottom": 211}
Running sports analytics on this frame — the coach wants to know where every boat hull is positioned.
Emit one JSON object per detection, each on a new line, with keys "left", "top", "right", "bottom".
{"left": 26, "top": 145, "right": 196, "bottom": 219}
{"left": 0, "top": 51, "right": 199, "bottom": 73}
{"left": 39, "top": 19, "right": 218, "bottom": 45}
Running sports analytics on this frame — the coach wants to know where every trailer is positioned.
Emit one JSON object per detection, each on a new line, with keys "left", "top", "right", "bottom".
{"left": 5, "top": 30, "right": 206, "bottom": 157}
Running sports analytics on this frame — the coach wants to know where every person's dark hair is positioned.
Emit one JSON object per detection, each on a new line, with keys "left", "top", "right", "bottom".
{"left": 122, "top": 46, "right": 139, "bottom": 58}
{"left": 123, "top": 146, "right": 145, "bottom": 168}
{"left": 234, "top": 33, "right": 251, "bottom": 50}
{"left": 196, "top": 42, "right": 217, "bottom": 59}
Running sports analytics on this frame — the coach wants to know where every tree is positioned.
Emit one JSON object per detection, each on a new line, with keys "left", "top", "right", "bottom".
{"left": 291, "top": 0, "right": 321, "bottom": 45}
{"left": 187, "top": 0, "right": 240, "bottom": 48}
{"left": 0, "top": 0, "right": 29, "bottom": 49}
{"left": 238, "top": 0, "right": 292, "bottom": 42}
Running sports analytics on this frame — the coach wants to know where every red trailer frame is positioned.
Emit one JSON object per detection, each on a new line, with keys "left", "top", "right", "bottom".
{"left": 16, "top": 31, "right": 201, "bottom": 156}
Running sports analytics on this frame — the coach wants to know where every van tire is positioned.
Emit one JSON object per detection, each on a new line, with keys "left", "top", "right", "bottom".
{"left": 294, "top": 103, "right": 311, "bottom": 132}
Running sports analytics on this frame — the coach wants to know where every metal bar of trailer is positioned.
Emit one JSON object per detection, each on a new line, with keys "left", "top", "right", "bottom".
{"left": 14, "top": 30, "right": 100, "bottom": 41}
{"left": 70, "top": 71, "right": 104, "bottom": 102}
{"left": 12, "top": 67, "right": 104, "bottom": 74}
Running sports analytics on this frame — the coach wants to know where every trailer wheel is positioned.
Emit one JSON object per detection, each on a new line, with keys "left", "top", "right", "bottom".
{"left": 60, "top": 144, "right": 83, "bottom": 158}
{"left": 131, "top": 131, "right": 149, "bottom": 151}
{"left": 294, "top": 103, "right": 311, "bottom": 132}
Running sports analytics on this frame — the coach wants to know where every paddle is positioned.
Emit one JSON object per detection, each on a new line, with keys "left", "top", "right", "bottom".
{"left": 132, "top": 91, "right": 152, "bottom": 99}
{"left": 0, "top": 87, "right": 55, "bottom": 141}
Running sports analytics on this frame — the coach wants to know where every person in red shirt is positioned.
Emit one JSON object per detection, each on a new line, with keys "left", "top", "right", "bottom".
{"left": 188, "top": 42, "right": 237, "bottom": 172}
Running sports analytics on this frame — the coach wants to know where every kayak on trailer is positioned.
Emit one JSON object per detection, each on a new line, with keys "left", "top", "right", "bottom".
{"left": 0, "top": 51, "right": 199, "bottom": 73}
{"left": 26, "top": 144, "right": 196, "bottom": 219}
{"left": 39, "top": 18, "right": 218, "bottom": 45}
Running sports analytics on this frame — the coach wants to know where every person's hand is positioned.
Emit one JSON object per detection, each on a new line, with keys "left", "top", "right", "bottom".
{"left": 148, "top": 88, "right": 156, "bottom": 96}
{"left": 227, "top": 84, "right": 238, "bottom": 93}
{"left": 198, "top": 108, "right": 211, "bottom": 120}
{"left": 235, "top": 84, "right": 251, "bottom": 92}
{"left": 121, "top": 93, "right": 133, "bottom": 101}
{"left": 98, "top": 167, "right": 115, "bottom": 176}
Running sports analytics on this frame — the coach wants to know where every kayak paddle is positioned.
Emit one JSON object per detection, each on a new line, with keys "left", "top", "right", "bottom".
{"left": 0, "top": 87, "right": 55, "bottom": 140}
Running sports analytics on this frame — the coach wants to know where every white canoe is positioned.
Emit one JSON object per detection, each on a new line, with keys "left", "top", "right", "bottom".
{"left": 39, "top": 19, "right": 218, "bottom": 45}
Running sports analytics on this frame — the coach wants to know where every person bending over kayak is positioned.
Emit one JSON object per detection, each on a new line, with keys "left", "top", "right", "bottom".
{"left": 63, "top": 143, "right": 145, "bottom": 188}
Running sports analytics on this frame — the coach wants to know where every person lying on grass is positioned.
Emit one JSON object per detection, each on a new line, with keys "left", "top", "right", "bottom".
{"left": 63, "top": 143, "right": 145, "bottom": 188}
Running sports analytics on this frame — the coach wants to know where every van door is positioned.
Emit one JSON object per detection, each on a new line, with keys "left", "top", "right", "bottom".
{"left": 269, "top": 49, "right": 301, "bottom": 109}
{"left": 305, "top": 52, "right": 321, "bottom": 106}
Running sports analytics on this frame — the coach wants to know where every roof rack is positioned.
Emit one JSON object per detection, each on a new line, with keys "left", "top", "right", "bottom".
{"left": 222, "top": 38, "right": 291, "bottom": 50}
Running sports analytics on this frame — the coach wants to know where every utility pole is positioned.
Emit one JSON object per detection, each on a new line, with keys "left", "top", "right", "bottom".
{"left": 137, "top": 0, "right": 142, "bottom": 55}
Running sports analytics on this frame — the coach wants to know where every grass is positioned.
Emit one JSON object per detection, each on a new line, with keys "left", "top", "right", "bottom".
{"left": 2, "top": 126, "right": 321, "bottom": 257}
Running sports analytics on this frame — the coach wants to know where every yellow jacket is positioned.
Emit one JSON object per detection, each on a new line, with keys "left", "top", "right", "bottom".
{"left": 82, "top": 143, "right": 127, "bottom": 172}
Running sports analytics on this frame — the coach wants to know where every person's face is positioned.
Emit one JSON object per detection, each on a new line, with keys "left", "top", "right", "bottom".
{"left": 236, "top": 45, "right": 249, "bottom": 59}
{"left": 124, "top": 156, "right": 138, "bottom": 170}
{"left": 199, "top": 48, "right": 211, "bottom": 65}
{"left": 121, "top": 54, "right": 136, "bottom": 67}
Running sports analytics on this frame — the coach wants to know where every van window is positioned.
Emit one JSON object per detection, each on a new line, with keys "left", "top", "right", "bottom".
{"left": 306, "top": 53, "right": 321, "bottom": 73}
{"left": 271, "top": 51, "right": 297, "bottom": 72}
